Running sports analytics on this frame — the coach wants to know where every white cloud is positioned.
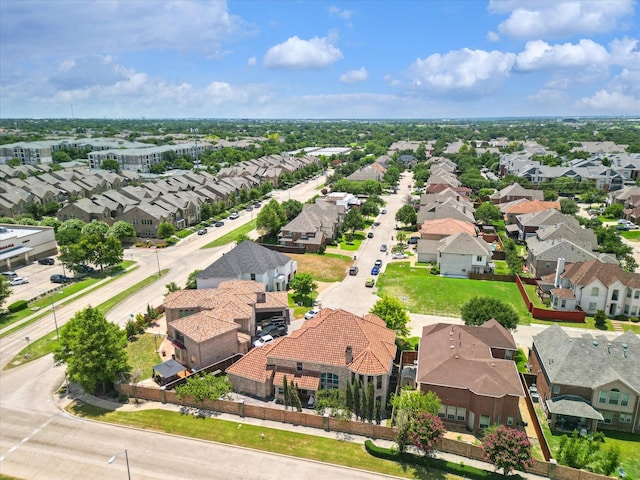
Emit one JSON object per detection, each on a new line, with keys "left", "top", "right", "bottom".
{"left": 609, "top": 37, "right": 640, "bottom": 67}
{"left": 329, "top": 6, "right": 353, "bottom": 20}
{"left": 407, "top": 48, "right": 516, "bottom": 94}
{"left": 576, "top": 90, "right": 640, "bottom": 112}
{"left": 340, "top": 67, "right": 368, "bottom": 84}
{"left": 247, "top": 56, "right": 257, "bottom": 67}
{"left": 489, "top": 0, "right": 635, "bottom": 39}
{"left": 50, "top": 55, "right": 133, "bottom": 89}
{"left": 515, "top": 39, "right": 609, "bottom": 71}
{"left": 528, "top": 88, "right": 570, "bottom": 105}
{"left": 487, "top": 31, "right": 501, "bottom": 42}
{"left": 263, "top": 35, "right": 343, "bottom": 69}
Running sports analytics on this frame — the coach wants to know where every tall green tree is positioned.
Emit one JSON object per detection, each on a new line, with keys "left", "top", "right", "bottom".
{"left": 256, "top": 199, "right": 286, "bottom": 236}
{"left": 370, "top": 296, "right": 410, "bottom": 336}
{"left": 461, "top": 296, "right": 519, "bottom": 331}
{"left": 0, "top": 276, "right": 11, "bottom": 309}
{"left": 289, "top": 273, "right": 317, "bottom": 299}
{"left": 107, "top": 220, "right": 136, "bottom": 240}
{"left": 343, "top": 208, "right": 365, "bottom": 234}
{"left": 157, "top": 222, "right": 176, "bottom": 239}
{"left": 81, "top": 220, "right": 109, "bottom": 238}
{"left": 482, "top": 425, "right": 533, "bottom": 475}
{"left": 392, "top": 388, "right": 441, "bottom": 452}
{"left": 56, "top": 218, "right": 86, "bottom": 245}
{"left": 395, "top": 204, "right": 417, "bottom": 226}
{"left": 475, "top": 202, "right": 503, "bottom": 224}
{"left": 560, "top": 198, "right": 579, "bottom": 215}
{"left": 54, "top": 306, "right": 129, "bottom": 394}
{"left": 407, "top": 412, "right": 446, "bottom": 457}
{"left": 360, "top": 200, "right": 379, "bottom": 218}
{"left": 281, "top": 199, "right": 304, "bottom": 221}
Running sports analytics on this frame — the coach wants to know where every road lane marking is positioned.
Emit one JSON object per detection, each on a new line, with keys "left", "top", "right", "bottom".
{"left": 0, "top": 417, "right": 54, "bottom": 463}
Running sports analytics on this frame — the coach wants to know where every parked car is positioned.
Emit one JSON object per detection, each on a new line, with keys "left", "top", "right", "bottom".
{"left": 381, "top": 208, "right": 387, "bottom": 214}
{"left": 365, "top": 278, "right": 375, "bottom": 287}
{"left": 374, "top": 259, "right": 382, "bottom": 267}
{"left": 391, "top": 252, "right": 409, "bottom": 259}
{"left": 197, "top": 228, "right": 207, "bottom": 235}
{"left": 214, "top": 221, "right": 225, "bottom": 227}
{"left": 253, "top": 202, "right": 262, "bottom": 208}
{"left": 618, "top": 219, "right": 632, "bottom": 224}
{"left": 629, "top": 224, "right": 639, "bottom": 229}
{"left": 259, "top": 324, "right": 287, "bottom": 338}
{"left": 367, "top": 231, "right": 374, "bottom": 238}
{"left": 77, "top": 265, "right": 95, "bottom": 274}
{"left": 408, "top": 237, "right": 419, "bottom": 244}
{"left": 253, "top": 334, "right": 274, "bottom": 348}
{"left": 38, "top": 257, "right": 55, "bottom": 265}
{"left": 371, "top": 266, "right": 380, "bottom": 275}
{"left": 229, "top": 212, "right": 240, "bottom": 220}
{"left": 1, "top": 271, "right": 18, "bottom": 278}
{"left": 380, "top": 244, "right": 388, "bottom": 252}
{"left": 616, "top": 224, "right": 629, "bottom": 231}
{"left": 10, "top": 277, "right": 29, "bottom": 286}
{"left": 245, "top": 206, "right": 253, "bottom": 211}
{"left": 349, "top": 266, "right": 359, "bottom": 276}
{"left": 50, "top": 274, "right": 72, "bottom": 283}
{"left": 259, "top": 316, "right": 287, "bottom": 328}
{"left": 304, "top": 307, "right": 321, "bottom": 320}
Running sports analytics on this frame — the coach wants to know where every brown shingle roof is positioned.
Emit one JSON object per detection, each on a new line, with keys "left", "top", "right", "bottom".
{"left": 417, "top": 321, "right": 523, "bottom": 398}
{"left": 562, "top": 259, "right": 640, "bottom": 288}
{"left": 505, "top": 200, "right": 560, "bottom": 215}
{"left": 171, "top": 311, "right": 240, "bottom": 342}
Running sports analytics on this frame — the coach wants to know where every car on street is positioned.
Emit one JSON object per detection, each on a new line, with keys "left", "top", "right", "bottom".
{"left": 77, "top": 265, "right": 96, "bottom": 274}
{"left": 349, "top": 266, "right": 359, "bottom": 275}
{"left": 304, "top": 307, "right": 321, "bottom": 320}
{"left": 50, "top": 274, "right": 72, "bottom": 283}
{"left": 253, "top": 202, "right": 262, "bottom": 208}
{"left": 391, "top": 252, "right": 409, "bottom": 259}
{"left": 10, "top": 277, "right": 29, "bottom": 286}
{"left": 618, "top": 219, "right": 632, "bottom": 224}
{"left": 380, "top": 244, "right": 388, "bottom": 252}
{"left": 38, "top": 257, "right": 55, "bottom": 265}
{"left": 253, "top": 334, "right": 274, "bottom": 348}
{"left": 381, "top": 208, "right": 387, "bottom": 214}
{"left": 197, "top": 228, "right": 207, "bottom": 235}
{"left": 214, "top": 221, "right": 225, "bottom": 227}
{"left": 371, "top": 266, "right": 380, "bottom": 275}
{"left": 367, "top": 231, "right": 374, "bottom": 238}
{"left": 374, "top": 259, "right": 382, "bottom": 267}
{"left": 245, "top": 206, "right": 253, "bottom": 211}
{"left": 229, "top": 212, "right": 240, "bottom": 220}
{"left": 408, "top": 237, "right": 419, "bottom": 245}
{"left": 616, "top": 224, "right": 629, "bottom": 231}
{"left": 259, "top": 324, "right": 287, "bottom": 338}
{"left": 365, "top": 278, "right": 375, "bottom": 287}
{"left": 1, "top": 271, "right": 18, "bottom": 278}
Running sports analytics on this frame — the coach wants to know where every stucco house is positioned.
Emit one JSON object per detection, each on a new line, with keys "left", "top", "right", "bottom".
{"left": 416, "top": 320, "right": 524, "bottom": 432}
{"left": 417, "top": 232, "right": 493, "bottom": 277}
{"left": 529, "top": 325, "right": 640, "bottom": 433}
{"left": 196, "top": 241, "right": 297, "bottom": 292}
{"left": 227, "top": 308, "right": 397, "bottom": 405}
{"left": 279, "top": 199, "right": 342, "bottom": 253}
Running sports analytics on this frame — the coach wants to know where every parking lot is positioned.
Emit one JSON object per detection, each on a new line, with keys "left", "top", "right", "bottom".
{"left": 3, "top": 259, "right": 69, "bottom": 305}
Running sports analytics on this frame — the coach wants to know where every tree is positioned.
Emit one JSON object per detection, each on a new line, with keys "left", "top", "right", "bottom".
{"left": 174, "top": 373, "right": 233, "bottom": 403}
{"left": 0, "top": 276, "right": 11, "bottom": 310}
{"left": 407, "top": 412, "right": 446, "bottom": 457}
{"left": 392, "top": 388, "right": 441, "bottom": 452}
{"left": 256, "top": 199, "right": 286, "bottom": 236}
{"left": 395, "top": 204, "right": 417, "bottom": 226}
{"left": 594, "top": 309, "right": 607, "bottom": 328}
{"left": 54, "top": 306, "right": 129, "bottom": 394}
{"left": 56, "top": 219, "right": 86, "bottom": 245}
{"left": 101, "top": 159, "right": 120, "bottom": 172}
{"left": 186, "top": 269, "right": 202, "bottom": 289}
{"left": 165, "top": 282, "right": 180, "bottom": 295}
{"left": 475, "top": 202, "right": 503, "bottom": 224}
{"left": 289, "top": 273, "right": 317, "bottom": 298}
{"left": 157, "top": 222, "right": 176, "bottom": 239}
{"left": 343, "top": 208, "right": 365, "bottom": 234}
{"left": 282, "top": 374, "right": 290, "bottom": 410}
{"left": 235, "top": 233, "right": 251, "bottom": 243}
{"left": 360, "top": 200, "right": 379, "bottom": 218}
{"left": 107, "top": 221, "right": 135, "bottom": 240}
{"left": 281, "top": 199, "right": 303, "bottom": 221}
{"left": 604, "top": 203, "right": 624, "bottom": 219}
{"left": 81, "top": 220, "right": 109, "bottom": 237}
{"left": 461, "top": 296, "right": 519, "bottom": 331}
{"left": 560, "top": 198, "right": 579, "bottom": 215}
{"left": 370, "top": 296, "right": 410, "bottom": 336}
{"left": 482, "top": 425, "right": 533, "bottom": 476}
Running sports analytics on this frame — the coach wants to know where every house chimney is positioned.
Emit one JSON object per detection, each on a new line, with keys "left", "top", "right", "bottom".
{"left": 257, "top": 292, "right": 266, "bottom": 303}
{"left": 554, "top": 257, "right": 565, "bottom": 288}
{"left": 345, "top": 345, "right": 353, "bottom": 364}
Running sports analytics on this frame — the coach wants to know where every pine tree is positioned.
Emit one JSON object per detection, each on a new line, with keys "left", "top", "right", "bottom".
{"left": 375, "top": 400, "right": 382, "bottom": 425}
{"left": 345, "top": 381, "right": 354, "bottom": 413}
{"left": 367, "top": 382, "right": 375, "bottom": 422}
{"left": 282, "top": 374, "right": 289, "bottom": 410}
{"left": 361, "top": 383, "right": 368, "bottom": 422}
{"left": 353, "top": 380, "right": 361, "bottom": 420}
{"left": 290, "top": 380, "right": 302, "bottom": 412}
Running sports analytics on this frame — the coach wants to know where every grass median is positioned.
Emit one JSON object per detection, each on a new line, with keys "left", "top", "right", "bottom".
{"left": 202, "top": 220, "right": 257, "bottom": 248}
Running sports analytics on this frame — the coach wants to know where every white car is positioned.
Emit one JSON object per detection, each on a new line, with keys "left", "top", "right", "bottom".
{"left": 10, "top": 276, "right": 29, "bottom": 286}
{"left": 253, "top": 334, "right": 274, "bottom": 348}
{"left": 229, "top": 212, "right": 240, "bottom": 220}
{"left": 391, "top": 252, "right": 409, "bottom": 259}
{"left": 304, "top": 307, "right": 320, "bottom": 320}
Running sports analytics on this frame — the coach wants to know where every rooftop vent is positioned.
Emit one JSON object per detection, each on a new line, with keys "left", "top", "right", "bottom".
{"left": 592, "top": 340, "right": 599, "bottom": 347}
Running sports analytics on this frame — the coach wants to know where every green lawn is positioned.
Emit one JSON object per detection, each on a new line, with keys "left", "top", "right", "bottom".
{"left": 377, "top": 263, "right": 532, "bottom": 323}
{"left": 620, "top": 230, "right": 640, "bottom": 241}
{"left": 524, "top": 284, "right": 547, "bottom": 308}
{"left": 126, "top": 333, "right": 164, "bottom": 380}
{"left": 68, "top": 403, "right": 454, "bottom": 479}
{"left": 202, "top": 219, "right": 257, "bottom": 248}
{"left": 338, "top": 232, "right": 365, "bottom": 251}
{"left": 493, "top": 260, "right": 510, "bottom": 275}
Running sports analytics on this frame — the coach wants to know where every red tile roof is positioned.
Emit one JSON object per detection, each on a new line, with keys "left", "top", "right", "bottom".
{"left": 419, "top": 218, "right": 476, "bottom": 236}
{"left": 273, "top": 369, "right": 320, "bottom": 391}
{"left": 505, "top": 200, "right": 560, "bottom": 214}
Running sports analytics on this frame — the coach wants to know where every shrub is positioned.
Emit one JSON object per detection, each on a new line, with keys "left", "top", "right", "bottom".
{"left": 631, "top": 317, "right": 639, "bottom": 323}
{"left": 8, "top": 300, "right": 28, "bottom": 312}
{"left": 125, "top": 320, "right": 138, "bottom": 339}
{"left": 430, "top": 265, "right": 440, "bottom": 275}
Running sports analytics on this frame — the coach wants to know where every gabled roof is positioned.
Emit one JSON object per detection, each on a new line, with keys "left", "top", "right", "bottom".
{"left": 419, "top": 218, "right": 476, "bottom": 237}
{"left": 438, "top": 232, "right": 492, "bottom": 256}
{"left": 417, "top": 320, "right": 523, "bottom": 398}
{"left": 171, "top": 310, "right": 240, "bottom": 342}
{"left": 504, "top": 200, "right": 560, "bottom": 215}
{"left": 197, "top": 241, "right": 292, "bottom": 280}
{"left": 561, "top": 259, "right": 640, "bottom": 289}
{"left": 533, "top": 325, "right": 640, "bottom": 393}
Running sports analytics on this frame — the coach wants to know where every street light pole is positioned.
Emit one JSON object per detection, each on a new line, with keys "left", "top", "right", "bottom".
{"left": 107, "top": 448, "right": 131, "bottom": 480}
{"left": 155, "top": 249, "right": 161, "bottom": 277}
{"left": 50, "top": 293, "right": 59, "bottom": 340}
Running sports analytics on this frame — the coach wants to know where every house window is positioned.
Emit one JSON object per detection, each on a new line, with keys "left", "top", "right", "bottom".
{"left": 621, "top": 393, "right": 629, "bottom": 406}
{"left": 619, "top": 413, "right": 632, "bottom": 423}
{"left": 588, "top": 302, "right": 597, "bottom": 311}
{"left": 476, "top": 256, "right": 483, "bottom": 262}
{"left": 627, "top": 289, "right": 632, "bottom": 298}
{"left": 250, "top": 273, "right": 256, "bottom": 281}
{"left": 505, "top": 350, "right": 513, "bottom": 360}
{"left": 635, "top": 290, "right": 640, "bottom": 299}
{"left": 612, "top": 290, "right": 620, "bottom": 301}
{"left": 602, "top": 411, "right": 613, "bottom": 424}
{"left": 320, "top": 372, "right": 339, "bottom": 389}
{"left": 278, "top": 387, "right": 284, "bottom": 395}
{"left": 624, "top": 305, "right": 630, "bottom": 315}
{"left": 599, "top": 391, "right": 607, "bottom": 403}
{"left": 296, "top": 362, "right": 302, "bottom": 372}
{"left": 437, "top": 405, "right": 446, "bottom": 418}
{"left": 376, "top": 376, "right": 382, "bottom": 389}
{"left": 591, "top": 287, "right": 599, "bottom": 296}
{"left": 632, "top": 307, "right": 638, "bottom": 316}
{"left": 507, "top": 416, "right": 514, "bottom": 426}
{"left": 479, "top": 415, "right": 491, "bottom": 429}
{"left": 367, "top": 375, "right": 373, "bottom": 384}
{"left": 609, "top": 390, "right": 620, "bottom": 405}
{"left": 457, "top": 408, "right": 466, "bottom": 421}
{"left": 561, "top": 299, "right": 566, "bottom": 308}
{"left": 447, "top": 406, "right": 456, "bottom": 420}
{"left": 553, "top": 384, "right": 560, "bottom": 395}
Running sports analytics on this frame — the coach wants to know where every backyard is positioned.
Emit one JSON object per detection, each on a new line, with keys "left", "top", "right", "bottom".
{"left": 377, "top": 263, "right": 532, "bottom": 322}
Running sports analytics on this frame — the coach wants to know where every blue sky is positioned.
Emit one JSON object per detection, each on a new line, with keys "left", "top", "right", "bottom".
{"left": 1, "top": 0, "right": 639, "bottom": 119}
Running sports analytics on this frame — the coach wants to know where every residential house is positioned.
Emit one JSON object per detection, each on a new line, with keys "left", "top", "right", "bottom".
{"left": 512, "top": 208, "right": 577, "bottom": 241}
{"left": 227, "top": 308, "right": 397, "bottom": 405}
{"left": 552, "top": 259, "right": 640, "bottom": 317}
{"left": 57, "top": 197, "right": 113, "bottom": 223}
{"left": 346, "top": 163, "right": 386, "bottom": 182}
{"left": 502, "top": 200, "right": 561, "bottom": 226}
{"left": 118, "top": 202, "right": 174, "bottom": 238}
{"left": 196, "top": 241, "right": 297, "bottom": 292}
{"left": 418, "top": 218, "right": 476, "bottom": 241}
{"left": 164, "top": 280, "right": 289, "bottom": 370}
{"left": 526, "top": 238, "right": 616, "bottom": 278}
{"left": 490, "top": 183, "right": 544, "bottom": 204}
{"left": 279, "top": 200, "right": 342, "bottom": 252}
{"left": 417, "top": 232, "right": 493, "bottom": 277}
{"left": 529, "top": 325, "right": 640, "bottom": 433}
{"left": 416, "top": 320, "right": 524, "bottom": 432}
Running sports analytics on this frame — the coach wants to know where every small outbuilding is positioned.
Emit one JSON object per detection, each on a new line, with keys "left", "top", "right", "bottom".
{"left": 152, "top": 358, "right": 189, "bottom": 386}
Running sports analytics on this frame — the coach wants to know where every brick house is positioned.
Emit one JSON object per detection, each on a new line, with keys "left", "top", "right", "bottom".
{"left": 529, "top": 325, "right": 640, "bottom": 433}
{"left": 416, "top": 320, "right": 524, "bottom": 432}
{"left": 164, "top": 280, "right": 289, "bottom": 370}
{"left": 226, "top": 308, "right": 397, "bottom": 406}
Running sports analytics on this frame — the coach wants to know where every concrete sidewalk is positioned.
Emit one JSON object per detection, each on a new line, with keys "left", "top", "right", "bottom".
{"left": 57, "top": 384, "right": 549, "bottom": 480}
